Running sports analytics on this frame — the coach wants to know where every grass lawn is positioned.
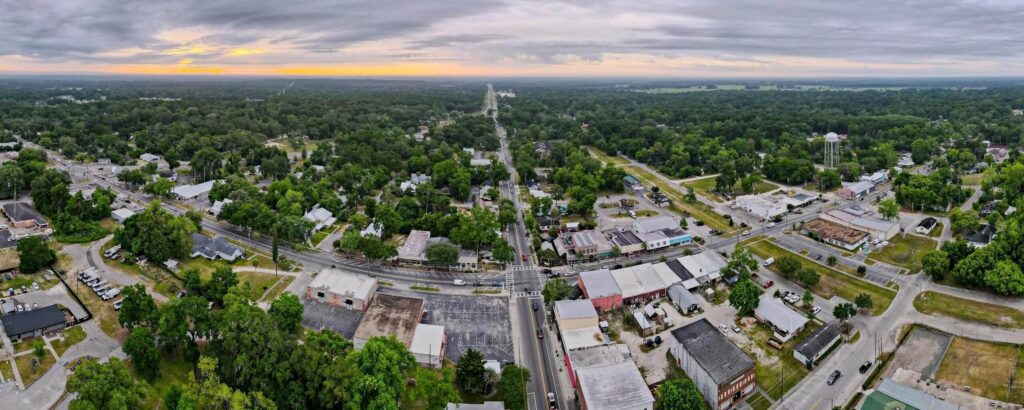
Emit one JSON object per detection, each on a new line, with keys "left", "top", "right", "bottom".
{"left": 131, "top": 351, "right": 194, "bottom": 409}
{"left": 0, "top": 273, "right": 59, "bottom": 293}
{"left": 586, "top": 146, "right": 630, "bottom": 165}
{"left": 1011, "top": 348, "right": 1024, "bottom": 404}
{"left": 746, "top": 390, "right": 773, "bottom": 410}
{"left": 0, "top": 248, "right": 18, "bottom": 270}
{"left": 100, "top": 241, "right": 180, "bottom": 298}
{"left": 868, "top": 234, "right": 936, "bottom": 273}
{"left": 914, "top": 291, "right": 1024, "bottom": 329}
{"left": 961, "top": 173, "right": 985, "bottom": 186}
{"left": 51, "top": 325, "right": 87, "bottom": 356}
{"left": 311, "top": 230, "right": 331, "bottom": 246}
{"left": 622, "top": 165, "right": 737, "bottom": 236}
{"left": 15, "top": 351, "right": 56, "bottom": 388}
{"left": 935, "top": 337, "right": 1018, "bottom": 401}
{"left": 179, "top": 258, "right": 280, "bottom": 301}
{"left": 260, "top": 275, "right": 295, "bottom": 302}
{"left": 744, "top": 239, "right": 895, "bottom": 315}
{"left": 739, "top": 323, "right": 814, "bottom": 400}
{"left": 0, "top": 360, "right": 14, "bottom": 383}
{"left": 929, "top": 222, "right": 944, "bottom": 238}
{"left": 682, "top": 175, "right": 779, "bottom": 203}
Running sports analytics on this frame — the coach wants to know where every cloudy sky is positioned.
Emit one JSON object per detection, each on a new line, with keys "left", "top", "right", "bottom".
{"left": 1, "top": 0, "right": 1022, "bottom": 77}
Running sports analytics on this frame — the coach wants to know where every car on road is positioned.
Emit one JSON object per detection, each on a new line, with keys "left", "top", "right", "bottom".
{"left": 742, "top": 230, "right": 752, "bottom": 236}
{"left": 532, "top": 302, "right": 539, "bottom": 311}
{"left": 709, "top": 229, "right": 721, "bottom": 236}
{"left": 719, "top": 324, "right": 729, "bottom": 332}
{"left": 541, "top": 268, "right": 552, "bottom": 275}
{"left": 537, "top": 328, "right": 544, "bottom": 339}
{"left": 0, "top": 224, "right": 7, "bottom": 229}
{"left": 521, "top": 253, "right": 528, "bottom": 261}
{"left": 453, "top": 279, "right": 466, "bottom": 286}
{"left": 812, "top": 253, "right": 823, "bottom": 261}
{"left": 859, "top": 361, "right": 873, "bottom": 374}
{"left": 731, "top": 325, "right": 741, "bottom": 333}
{"left": 827, "top": 370, "right": 842, "bottom": 385}
{"left": 811, "top": 306, "right": 821, "bottom": 315}
{"left": 548, "top": 392, "right": 557, "bottom": 409}
{"left": 767, "top": 222, "right": 776, "bottom": 228}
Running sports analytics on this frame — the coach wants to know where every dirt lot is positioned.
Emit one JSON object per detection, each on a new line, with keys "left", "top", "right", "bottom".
{"left": 882, "top": 326, "right": 953, "bottom": 380}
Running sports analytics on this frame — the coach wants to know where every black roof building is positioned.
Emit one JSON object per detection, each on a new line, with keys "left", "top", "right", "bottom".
{"left": 671, "top": 318, "right": 754, "bottom": 384}
{"left": 917, "top": 217, "right": 937, "bottom": 230}
{"left": 664, "top": 259, "right": 694, "bottom": 282}
{"left": 608, "top": 230, "right": 642, "bottom": 247}
{"left": 1, "top": 304, "right": 66, "bottom": 341}
{"left": 794, "top": 321, "right": 843, "bottom": 366}
{"left": 969, "top": 224, "right": 997, "bottom": 246}
{"left": 1, "top": 202, "right": 48, "bottom": 227}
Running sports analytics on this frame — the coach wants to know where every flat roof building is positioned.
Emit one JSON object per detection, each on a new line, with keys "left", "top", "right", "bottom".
{"left": 821, "top": 209, "right": 899, "bottom": 240}
{"left": 838, "top": 181, "right": 874, "bottom": 200}
{"left": 610, "top": 264, "right": 668, "bottom": 303}
{"left": 802, "top": 219, "right": 870, "bottom": 251}
{"left": 561, "top": 326, "right": 607, "bottom": 351}
{"left": 410, "top": 323, "right": 446, "bottom": 368}
{"left": 554, "top": 299, "right": 599, "bottom": 331}
{"left": 631, "top": 216, "right": 678, "bottom": 235}
{"left": 576, "top": 361, "right": 654, "bottom": 410}
{"left": 397, "top": 230, "right": 432, "bottom": 262}
{"left": 608, "top": 229, "right": 644, "bottom": 255}
{"left": 734, "top": 195, "right": 788, "bottom": 220}
{"left": 353, "top": 293, "right": 425, "bottom": 350}
{"left": 306, "top": 269, "right": 378, "bottom": 311}
{"left": 1, "top": 304, "right": 67, "bottom": 342}
{"left": 171, "top": 180, "right": 217, "bottom": 200}
{"left": 670, "top": 319, "right": 756, "bottom": 410}
{"left": 111, "top": 208, "right": 136, "bottom": 224}
{"left": 676, "top": 251, "right": 728, "bottom": 289}
{"left": 578, "top": 268, "right": 623, "bottom": 312}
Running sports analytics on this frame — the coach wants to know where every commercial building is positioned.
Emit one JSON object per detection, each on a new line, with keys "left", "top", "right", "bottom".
{"left": 734, "top": 195, "right": 788, "bottom": 220}
{"left": 821, "top": 208, "right": 899, "bottom": 240}
{"left": 675, "top": 251, "right": 728, "bottom": 289}
{"left": 631, "top": 216, "right": 678, "bottom": 235}
{"left": 793, "top": 321, "right": 843, "bottom": 367}
{"left": 670, "top": 319, "right": 756, "bottom": 410}
{"left": 571, "top": 230, "right": 613, "bottom": 258}
{"left": 576, "top": 360, "right": 654, "bottom": 410}
{"left": 564, "top": 344, "right": 630, "bottom": 387}
{"left": 410, "top": 323, "right": 446, "bottom": 368}
{"left": 623, "top": 175, "right": 644, "bottom": 193}
{"left": 171, "top": 180, "right": 216, "bottom": 200}
{"left": 190, "top": 234, "right": 244, "bottom": 262}
{"left": 802, "top": 219, "right": 869, "bottom": 251}
{"left": 305, "top": 269, "right": 378, "bottom": 311}
{"left": 2, "top": 202, "right": 48, "bottom": 229}
{"left": 578, "top": 268, "right": 623, "bottom": 312}
{"left": 397, "top": 230, "right": 432, "bottom": 262}
{"left": 139, "top": 153, "right": 161, "bottom": 163}
{"left": 837, "top": 181, "right": 875, "bottom": 200}
{"left": 860, "top": 171, "right": 887, "bottom": 185}
{"left": 561, "top": 326, "right": 608, "bottom": 351}
{"left": 353, "top": 293, "right": 425, "bottom": 350}
{"left": 860, "top": 378, "right": 961, "bottom": 410}
{"left": 303, "top": 204, "right": 337, "bottom": 231}
{"left": 754, "top": 297, "right": 808, "bottom": 342}
{"left": 666, "top": 284, "right": 702, "bottom": 314}
{"left": 610, "top": 264, "right": 668, "bottom": 304}
{"left": 111, "top": 208, "right": 137, "bottom": 224}
{"left": 608, "top": 229, "right": 644, "bottom": 255}
{"left": 554, "top": 299, "right": 599, "bottom": 331}
{"left": 1, "top": 304, "right": 68, "bottom": 342}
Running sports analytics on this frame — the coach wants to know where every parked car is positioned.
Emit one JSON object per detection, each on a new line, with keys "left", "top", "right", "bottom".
{"left": 762, "top": 257, "right": 775, "bottom": 267}
{"left": 859, "top": 361, "right": 873, "bottom": 374}
{"left": 453, "top": 279, "right": 466, "bottom": 286}
{"left": 811, "top": 306, "right": 821, "bottom": 315}
{"left": 827, "top": 370, "right": 842, "bottom": 385}
{"left": 491, "top": 280, "right": 502, "bottom": 287}
{"left": 102, "top": 288, "right": 121, "bottom": 301}
{"left": 31, "top": 282, "right": 39, "bottom": 291}
{"left": 731, "top": 325, "right": 741, "bottom": 333}
{"left": 541, "top": 268, "right": 552, "bottom": 275}
{"left": 548, "top": 392, "right": 557, "bottom": 409}
{"left": 532, "top": 302, "right": 539, "bottom": 311}
{"left": 719, "top": 324, "right": 729, "bottom": 332}
{"left": 0, "top": 224, "right": 7, "bottom": 229}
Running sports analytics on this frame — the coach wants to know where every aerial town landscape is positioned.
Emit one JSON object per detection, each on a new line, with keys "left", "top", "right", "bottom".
{"left": 2, "top": 2, "right": 1024, "bottom": 410}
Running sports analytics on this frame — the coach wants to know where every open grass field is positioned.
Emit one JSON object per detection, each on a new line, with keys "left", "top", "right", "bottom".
{"left": 935, "top": 337, "right": 1018, "bottom": 402}
{"left": 1011, "top": 349, "right": 1024, "bottom": 404}
{"left": 180, "top": 258, "right": 281, "bottom": 301}
{"left": 74, "top": 274, "right": 128, "bottom": 340}
{"left": 960, "top": 173, "right": 985, "bottom": 186}
{"left": 738, "top": 322, "right": 815, "bottom": 400}
{"left": 868, "top": 234, "right": 936, "bottom": 273}
{"left": 586, "top": 146, "right": 630, "bottom": 165}
{"left": 914, "top": 291, "right": 1024, "bottom": 329}
{"left": 621, "top": 165, "right": 738, "bottom": 236}
{"left": 682, "top": 176, "right": 779, "bottom": 203}
{"left": 15, "top": 351, "right": 56, "bottom": 388}
{"left": 0, "top": 360, "right": 14, "bottom": 383}
{"left": 52, "top": 325, "right": 87, "bottom": 356}
{"left": 0, "top": 247, "right": 18, "bottom": 270}
{"left": 744, "top": 238, "right": 894, "bottom": 315}
{"left": 260, "top": 275, "right": 295, "bottom": 302}
{"left": 929, "top": 222, "right": 944, "bottom": 238}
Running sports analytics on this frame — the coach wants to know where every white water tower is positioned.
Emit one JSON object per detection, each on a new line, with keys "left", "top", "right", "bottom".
{"left": 824, "top": 132, "right": 840, "bottom": 168}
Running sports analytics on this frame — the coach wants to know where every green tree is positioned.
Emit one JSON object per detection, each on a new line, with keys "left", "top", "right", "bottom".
{"left": 0, "top": 162, "right": 26, "bottom": 199}
{"left": 124, "top": 327, "right": 160, "bottom": 380}
{"left": 491, "top": 237, "right": 515, "bottom": 263}
{"left": 833, "top": 303, "right": 857, "bottom": 321}
{"left": 722, "top": 248, "right": 758, "bottom": 280}
{"left": 349, "top": 336, "right": 418, "bottom": 409}
{"left": 542, "top": 278, "right": 572, "bottom": 304}
{"left": 921, "top": 250, "right": 950, "bottom": 280}
{"left": 729, "top": 279, "right": 761, "bottom": 316}
{"left": 119, "top": 284, "right": 158, "bottom": 328}
{"left": 455, "top": 348, "right": 487, "bottom": 395}
{"left": 179, "top": 356, "right": 275, "bottom": 410}
{"left": 118, "top": 201, "right": 195, "bottom": 264}
{"left": 802, "top": 289, "right": 814, "bottom": 307}
{"left": 797, "top": 268, "right": 820, "bottom": 287}
{"left": 878, "top": 200, "right": 900, "bottom": 221}
{"left": 268, "top": 293, "right": 304, "bottom": 334}
{"left": 16, "top": 236, "right": 56, "bottom": 273}
{"left": 30, "top": 168, "right": 70, "bottom": 216}
{"left": 826, "top": 255, "right": 838, "bottom": 267}
{"left": 776, "top": 256, "right": 801, "bottom": 279}
{"left": 950, "top": 209, "right": 981, "bottom": 237}
{"left": 426, "top": 242, "right": 459, "bottom": 265}
{"left": 143, "top": 177, "right": 175, "bottom": 197}
{"left": 854, "top": 293, "right": 873, "bottom": 311}
{"left": 206, "top": 266, "right": 238, "bottom": 305}
{"left": 655, "top": 378, "right": 705, "bottom": 410}
{"left": 183, "top": 269, "right": 203, "bottom": 297}
{"left": 190, "top": 147, "right": 223, "bottom": 183}
{"left": 66, "top": 358, "right": 146, "bottom": 410}
{"left": 984, "top": 260, "right": 1024, "bottom": 296}
{"left": 500, "top": 365, "right": 531, "bottom": 410}
{"left": 817, "top": 170, "right": 841, "bottom": 191}
{"left": 406, "top": 366, "right": 460, "bottom": 410}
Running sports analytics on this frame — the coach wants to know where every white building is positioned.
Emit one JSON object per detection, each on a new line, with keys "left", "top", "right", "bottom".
{"left": 303, "top": 204, "right": 337, "bottom": 231}
{"left": 410, "top": 323, "right": 446, "bottom": 368}
{"left": 676, "top": 251, "right": 728, "bottom": 289}
{"left": 171, "top": 180, "right": 217, "bottom": 200}
{"left": 754, "top": 297, "right": 808, "bottom": 342}
{"left": 397, "top": 230, "right": 432, "bottom": 262}
{"left": 360, "top": 221, "right": 383, "bottom": 238}
{"left": 734, "top": 195, "right": 788, "bottom": 220}
{"left": 306, "top": 269, "right": 378, "bottom": 311}
{"left": 631, "top": 216, "right": 678, "bottom": 235}
{"left": 111, "top": 208, "right": 136, "bottom": 224}
{"left": 821, "top": 208, "right": 899, "bottom": 240}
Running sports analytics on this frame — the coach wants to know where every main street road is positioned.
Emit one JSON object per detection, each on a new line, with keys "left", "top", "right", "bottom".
{"left": 489, "top": 84, "right": 564, "bottom": 410}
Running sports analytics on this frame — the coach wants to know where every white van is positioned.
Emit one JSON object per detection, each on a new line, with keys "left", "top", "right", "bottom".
{"left": 453, "top": 279, "right": 466, "bottom": 286}
{"left": 762, "top": 257, "right": 775, "bottom": 267}
{"left": 102, "top": 288, "right": 121, "bottom": 301}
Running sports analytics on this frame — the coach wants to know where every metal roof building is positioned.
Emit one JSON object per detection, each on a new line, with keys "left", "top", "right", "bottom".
{"left": 670, "top": 318, "right": 756, "bottom": 410}
{"left": 754, "top": 297, "right": 809, "bottom": 342}
{"left": 576, "top": 361, "right": 654, "bottom": 410}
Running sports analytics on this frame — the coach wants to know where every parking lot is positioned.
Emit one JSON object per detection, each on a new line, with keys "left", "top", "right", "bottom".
{"left": 594, "top": 193, "right": 660, "bottom": 230}
{"left": 773, "top": 234, "right": 901, "bottom": 286}
{"left": 382, "top": 288, "right": 514, "bottom": 363}
{"left": 882, "top": 326, "right": 954, "bottom": 380}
